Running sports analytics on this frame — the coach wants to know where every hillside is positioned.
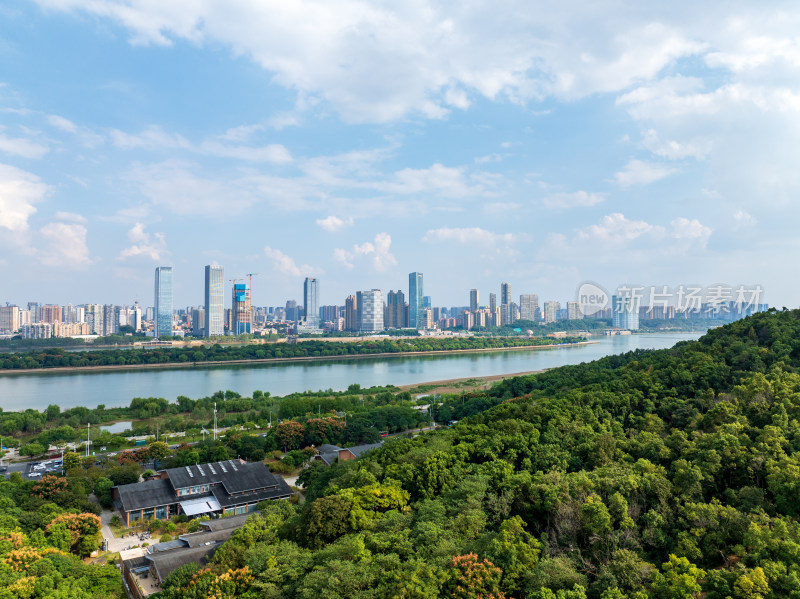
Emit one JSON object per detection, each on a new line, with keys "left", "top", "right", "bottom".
{"left": 150, "top": 309, "right": 800, "bottom": 597}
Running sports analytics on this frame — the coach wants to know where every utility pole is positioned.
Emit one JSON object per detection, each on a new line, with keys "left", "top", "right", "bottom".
{"left": 213, "top": 402, "right": 217, "bottom": 441}
{"left": 86, "top": 423, "right": 90, "bottom": 457}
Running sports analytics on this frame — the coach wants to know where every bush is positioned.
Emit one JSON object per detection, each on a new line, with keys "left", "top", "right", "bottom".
{"left": 160, "top": 533, "right": 172, "bottom": 542}
{"left": 110, "top": 515, "right": 122, "bottom": 528}
{"left": 165, "top": 522, "right": 177, "bottom": 533}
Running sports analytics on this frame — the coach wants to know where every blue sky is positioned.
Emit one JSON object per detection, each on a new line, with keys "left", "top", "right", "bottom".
{"left": 1, "top": 1, "right": 798, "bottom": 309}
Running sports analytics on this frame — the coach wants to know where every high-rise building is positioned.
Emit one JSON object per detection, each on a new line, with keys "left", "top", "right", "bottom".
{"left": 500, "top": 283, "right": 511, "bottom": 306}
{"left": 85, "top": 304, "right": 104, "bottom": 335}
{"left": 519, "top": 294, "right": 539, "bottom": 321}
{"left": 232, "top": 283, "right": 252, "bottom": 335}
{"left": 40, "top": 304, "right": 62, "bottom": 324}
{"left": 0, "top": 306, "right": 20, "bottom": 333}
{"left": 303, "top": 278, "right": 319, "bottom": 327}
{"left": 469, "top": 289, "right": 479, "bottom": 313}
{"left": 489, "top": 293, "right": 497, "bottom": 313}
{"left": 386, "top": 290, "right": 407, "bottom": 329}
{"left": 104, "top": 304, "right": 119, "bottom": 335}
{"left": 204, "top": 265, "right": 224, "bottom": 337}
{"left": 27, "top": 302, "right": 40, "bottom": 323}
{"left": 544, "top": 301, "right": 560, "bottom": 324}
{"left": 409, "top": 272, "right": 423, "bottom": 329}
{"left": 154, "top": 266, "right": 173, "bottom": 338}
{"left": 320, "top": 305, "right": 339, "bottom": 323}
{"left": 344, "top": 295, "right": 358, "bottom": 331}
{"left": 357, "top": 289, "right": 384, "bottom": 333}
{"left": 423, "top": 295, "right": 431, "bottom": 309}
{"left": 285, "top": 300, "right": 299, "bottom": 322}
{"left": 567, "top": 301, "right": 582, "bottom": 320}
{"left": 612, "top": 294, "right": 640, "bottom": 330}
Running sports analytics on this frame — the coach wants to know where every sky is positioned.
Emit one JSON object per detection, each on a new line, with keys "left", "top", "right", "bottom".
{"left": 0, "top": 1, "right": 798, "bottom": 309}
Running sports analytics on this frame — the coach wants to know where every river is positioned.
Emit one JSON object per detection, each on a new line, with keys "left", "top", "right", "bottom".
{"left": 0, "top": 333, "right": 701, "bottom": 411}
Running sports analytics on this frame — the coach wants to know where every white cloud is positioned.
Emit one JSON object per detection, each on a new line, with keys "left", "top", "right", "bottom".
{"left": 613, "top": 159, "right": 676, "bottom": 187}
{"left": 0, "top": 134, "right": 49, "bottom": 159}
{"left": 734, "top": 209, "right": 757, "bottom": 228}
{"left": 578, "top": 213, "right": 657, "bottom": 243}
{"left": 671, "top": 217, "right": 711, "bottom": 241}
{"left": 46, "top": 114, "right": 78, "bottom": 133}
{"left": 264, "top": 246, "right": 316, "bottom": 277}
{"left": 543, "top": 190, "right": 606, "bottom": 209}
{"left": 117, "top": 223, "right": 168, "bottom": 261}
{"left": 334, "top": 232, "right": 397, "bottom": 271}
{"left": 33, "top": 2, "right": 708, "bottom": 123}
{"left": 641, "top": 129, "right": 711, "bottom": 160}
{"left": 38, "top": 220, "right": 91, "bottom": 267}
{"left": 316, "top": 215, "right": 354, "bottom": 232}
{"left": 423, "top": 227, "right": 518, "bottom": 245}
{"left": 53, "top": 211, "right": 87, "bottom": 224}
{"left": 0, "top": 163, "right": 50, "bottom": 231}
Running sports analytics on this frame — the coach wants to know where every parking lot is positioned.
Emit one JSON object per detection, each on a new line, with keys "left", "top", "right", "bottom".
{"left": 24, "top": 459, "right": 63, "bottom": 479}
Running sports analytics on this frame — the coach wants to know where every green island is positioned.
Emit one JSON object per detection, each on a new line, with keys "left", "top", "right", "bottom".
{"left": 0, "top": 335, "right": 583, "bottom": 372}
{"left": 3, "top": 309, "right": 800, "bottom": 597}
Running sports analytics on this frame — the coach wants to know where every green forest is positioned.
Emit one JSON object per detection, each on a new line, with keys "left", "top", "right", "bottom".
{"left": 0, "top": 336, "right": 575, "bottom": 371}
{"left": 152, "top": 308, "right": 800, "bottom": 598}
{"left": 4, "top": 308, "right": 800, "bottom": 598}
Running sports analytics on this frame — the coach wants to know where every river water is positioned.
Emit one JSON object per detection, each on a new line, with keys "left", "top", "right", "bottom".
{"left": 0, "top": 333, "right": 700, "bottom": 411}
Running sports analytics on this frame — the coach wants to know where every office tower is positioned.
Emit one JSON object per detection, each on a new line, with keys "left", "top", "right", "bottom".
{"left": 612, "top": 294, "right": 640, "bottom": 330}
{"left": 344, "top": 295, "right": 358, "bottom": 331}
{"left": 39, "top": 304, "right": 61, "bottom": 324}
{"left": 409, "top": 272, "right": 423, "bottom": 329}
{"left": 470, "top": 289, "right": 479, "bottom": 313}
{"left": 489, "top": 293, "right": 497, "bottom": 313}
{"left": 500, "top": 283, "right": 511, "bottom": 306}
{"left": 357, "top": 289, "right": 384, "bottom": 333}
{"left": 544, "top": 301, "right": 560, "bottom": 323}
{"left": 303, "top": 277, "right": 319, "bottom": 327}
{"left": 519, "top": 294, "right": 539, "bottom": 321}
{"left": 285, "top": 300, "right": 299, "bottom": 322}
{"left": 423, "top": 295, "right": 431, "bottom": 309}
{"left": 131, "top": 302, "right": 142, "bottom": 331}
{"left": 232, "top": 283, "right": 252, "bottom": 335}
{"left": 500, "top": 304, "right": 510, "bottom": 326}
{"left": 423, "top": 308, "right": 434, "bottom": 329}
{"left": 0, "top": 306, "right": 20, "bottom": 333}
{"left": 27, "top": 302, "right": 40, "bottom": 323}
{"left": 386, "top": 290, "right": 407, "bottom": 329}
{"left": 204, "top": 265, "right": 224, "bottom": 337}
{"left": 567, "top": 301, "right": 582, "bottom": 320}
{"left": 192, "top": 308, "right": 205, "bottom": 337}
{"left": 154, "top": 266, "right": 173, "bottom": 338}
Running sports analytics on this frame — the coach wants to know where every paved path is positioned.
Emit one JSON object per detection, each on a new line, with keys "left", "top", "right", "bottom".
{"left": 99, "top": 509, "right": 131, "bottom": 553}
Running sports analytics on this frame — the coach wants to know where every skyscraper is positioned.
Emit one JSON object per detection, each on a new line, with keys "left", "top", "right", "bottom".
{"left": 519, "top": 294, "right": 539, "bottom": 321}
{"left": 612, "top": 294, "right": 640, "bottom": 330}
{"left": 154, "top": 266, "right": 173, "bottom": 338}
{"left": 469, "top": 289, "right": 479, "bottom": 313}
{"left": 232, "top": 283, "right": 252, "bottom": 335}
{"left": 489, "top": 293, "right": 497, "bottom": 313}
{"left": 204, "top": 265, "right": 224, "bottom": 337}
{"left": 357, "top": 289, "right": 384, "bottom": 333}
{"left": 500, "top": 283, "right": 511, "bottom": 306}
{"left": 386, "top": 290, "right": 407, "bottom": 329}
{"left": 409, "top": 272, "right": 423, "bottom": 329}
{"left": 303, "top": 277, "right": 319, "bottom": 327}
{"left": 544, "top": 301, "right": 560, "bottom": 324}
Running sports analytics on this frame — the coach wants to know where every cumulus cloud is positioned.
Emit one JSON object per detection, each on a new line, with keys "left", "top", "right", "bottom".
{"left": 334, "top": 232, "right": 397, "bottom": 271}
{"left": 316, "top": 215, "right": 354, "bottom": 231}
{"left": 671, "top": 217, "right": 712, "bottom": 241}
{"left": 264, "top": 246, "right": 316, "bottom": 277}
{"left": 38, "top": 220, "right": 91, "bottom": 267}
{"left": 613, "top": 159, "right": 677, "bottom": 187}
{"left": 117, "top": 223, "right": 168, "bottom": 261}
{"left": 423, "top": 227, "right": 518, "bottom": 245}
{"left": 0, "top": 163, "right": 50, "bottom": 231}
{"left": 578, "top": 213, "right": 657, "bottom": 243}
{"left": 542, "top": 191, "right": 606, "bottom": 210}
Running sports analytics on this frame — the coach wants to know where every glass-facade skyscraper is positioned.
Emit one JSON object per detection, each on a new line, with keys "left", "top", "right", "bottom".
{"left": 154, "top": 266, "right": 173, "bottom": 338}
{"left": 409, "top": 272, "right": 423, "bottom": 329}
{"left": 232, "top": 283, "right": 252, "bottom": 335}
{"left": 204, "top": 265, "right": 224, "bottom": 337}
{"left": 303, "top": 277, "right": 319, "bottom": 327}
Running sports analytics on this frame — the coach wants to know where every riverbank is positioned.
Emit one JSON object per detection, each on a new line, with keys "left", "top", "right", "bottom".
{"left": 399, "top": 369, "right": 548, "bottom": 396}
{"left": 0, "top": 340, "right": 596, "bottom": 376}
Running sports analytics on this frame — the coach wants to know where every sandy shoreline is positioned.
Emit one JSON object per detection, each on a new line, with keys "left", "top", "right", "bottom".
{"left": 397, "top": 369, "right": 548, "bottom": 396}
{"left": 0, "top": 341, "right": 596, "bottom": 376}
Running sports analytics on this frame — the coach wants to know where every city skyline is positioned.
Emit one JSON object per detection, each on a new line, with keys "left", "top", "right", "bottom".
{"left": 1, "top": 3, "right": 798, "bottom": 308}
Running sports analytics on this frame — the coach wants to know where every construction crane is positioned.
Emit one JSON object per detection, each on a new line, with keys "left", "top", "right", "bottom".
{"left": 245, "top": 273, "right": 259, "bottom": 289}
